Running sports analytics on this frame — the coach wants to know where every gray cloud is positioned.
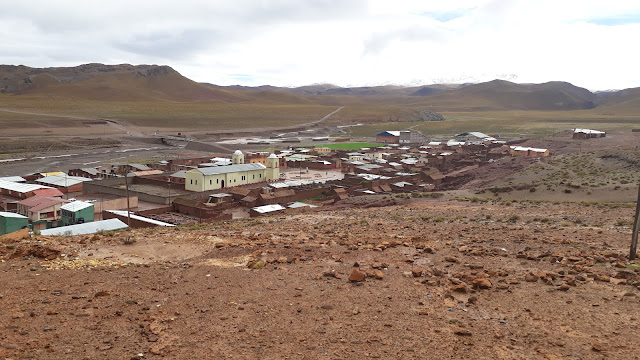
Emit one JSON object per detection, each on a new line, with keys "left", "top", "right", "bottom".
{"left": 363, "top": 25, "right": 450, "bottom": 55}
{"left": 113, "top": 28, "right": 225, "bottom": 60}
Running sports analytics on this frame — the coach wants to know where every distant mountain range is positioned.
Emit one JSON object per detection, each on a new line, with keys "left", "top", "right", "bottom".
{"left": 1, "top": 63, "right": 638, "bottom": 112}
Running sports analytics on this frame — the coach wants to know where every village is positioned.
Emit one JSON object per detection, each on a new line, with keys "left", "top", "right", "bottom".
{"left": 0, "top": 128, "right": 607, "bottom": 238}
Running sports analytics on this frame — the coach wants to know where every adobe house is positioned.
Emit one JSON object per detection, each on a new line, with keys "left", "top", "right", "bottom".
{"left": 17, "top": 196, "right": 67, "bottom": 230}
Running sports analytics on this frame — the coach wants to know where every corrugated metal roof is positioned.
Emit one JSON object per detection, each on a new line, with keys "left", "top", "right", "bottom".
{"left": 106, "top": 210, "right": 176, "bottom": 227}
{"left": 130, "top": 170, "right": 163, "bottom": 176}
{"left": 40, "top": 219, "right": 128, "bottom": 236}
{"left": 193, "top": 163, "right": 266, "bottom": 176}
{"left": 0, "top": 179, "right": 53, "bottom": 193}
{"left": 0, "top": 211, "right": 28, "bottom": 219}
{"left": 129, "top": 163, "right": 151, "bottom": 171}
{"left": 0, "top": 176, "right": 26, "bottom": 183}
{"left": 510, "top": 146, "right": 548, "bottom": 153}
{"left": 288, "top": 202, "right": 317, "bottom": 209}
{"left": 171, "top": 170, "right": 187, "bottom": 178}
{"left": 377, "top": 131, "right": 401, "bottom": 137}
{"left": 61, "top": 201, "right": 93, "bottom": 212}
{"left": 37, "top": 175, "right": 92, "bottom": 187}
{"left": 79, "top": 168, "right": 99, "bottom": 175}
{"left": 574, "top": 128, "right": 605, "bottom": 134}
{"left": 252, "top": 204, "right": 286, "bottom": 214}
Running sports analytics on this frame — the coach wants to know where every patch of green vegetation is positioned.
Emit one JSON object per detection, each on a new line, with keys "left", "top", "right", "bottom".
{"left": 307, "top": 194, "right": 328, "bottom": 201}
{"left": 316, "top": 142, "right": 383, "bottom": 150}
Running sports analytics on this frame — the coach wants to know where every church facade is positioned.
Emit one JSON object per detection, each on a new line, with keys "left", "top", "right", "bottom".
{"left": 185, "top": 151, "right": 280, "bottom": 192}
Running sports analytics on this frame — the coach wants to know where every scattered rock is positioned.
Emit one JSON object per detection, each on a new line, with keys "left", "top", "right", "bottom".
{"left": 454, "top": 329, "right": 472, "bottom": 336}
{"left": 450, "top": 284, "right": 468, "bottom": 293}
{"left": 371, "top": 270, "right": 384, "bottom": 280}
{"left": 411, "top": 267, "right": 424, "bottom": 277}
{"left": 472, "top": 278, "right": 492, "bottom": 289}
{"left": 247, "top": 259, "right": 265, "bottom": 269}
{"left": 348, "top": 269, "right": 366, "bottom": 282}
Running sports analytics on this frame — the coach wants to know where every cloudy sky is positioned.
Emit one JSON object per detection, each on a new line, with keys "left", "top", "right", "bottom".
{"left": 2, "top": 0, "right": 640, "bottom": 90}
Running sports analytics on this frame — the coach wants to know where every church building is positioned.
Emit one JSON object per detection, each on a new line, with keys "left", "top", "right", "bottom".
{"left": 185, "top": 151, "right": 280, "bottom": 192}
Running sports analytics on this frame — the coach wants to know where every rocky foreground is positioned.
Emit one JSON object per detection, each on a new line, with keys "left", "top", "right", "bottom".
{"left": 1, "top": 198, "right": 640, "bottom": 359}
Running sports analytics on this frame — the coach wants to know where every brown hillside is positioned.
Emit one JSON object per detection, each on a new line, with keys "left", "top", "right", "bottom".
{"left": 424, "top": 80, "right": 598, "bottom": 111}
{"left": 0, "top": 64, "right": 247, "bottom": 102}
{"left": 595, "top": 87, "right": 640, "bottom": 115}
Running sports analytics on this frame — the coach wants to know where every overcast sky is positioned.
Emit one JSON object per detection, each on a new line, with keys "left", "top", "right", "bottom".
{"left": 2, "top": 0, "right": 640, "bottom": 90}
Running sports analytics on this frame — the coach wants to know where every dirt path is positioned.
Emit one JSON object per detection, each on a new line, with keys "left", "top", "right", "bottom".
{"left": 0, "top": 107, "right": 145, "bottom": 137}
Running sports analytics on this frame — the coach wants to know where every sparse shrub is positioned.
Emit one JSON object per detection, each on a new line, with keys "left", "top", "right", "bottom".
{"left": 564, "top": 189, "right": 572, "bottom": 194}
{"left": 122, "top": 236, "right": 135, "bottom": 245}
{"left": 508, "top": 215, "right": 520, "bottom": 223}
{"left": 616, "top": 219, "right": 633, "bottom": 227}
{"left": 529, "top": 187, "right": 536, "bottom": 192}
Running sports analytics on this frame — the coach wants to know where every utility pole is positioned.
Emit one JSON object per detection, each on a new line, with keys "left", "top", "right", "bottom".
{"left": 124, "top": 165, "right": 131, "bottom": 226}
{"left": 630, "top": 180, "right": 640, "bottom": 260}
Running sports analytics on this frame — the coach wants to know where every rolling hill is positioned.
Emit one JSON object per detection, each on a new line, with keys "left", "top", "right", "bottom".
{"left": 0, "top": 64, "right": 247, "bottom": 102}
{"left": 1, "top": 63, "right": 639, "bottom": 133}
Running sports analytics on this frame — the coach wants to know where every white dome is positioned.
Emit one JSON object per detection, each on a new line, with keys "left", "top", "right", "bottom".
{"left": 233, "top": 150, "right": 243, "bottom": 155}
{"left": 267, "top": 153, "right": 278, "bottom": 159}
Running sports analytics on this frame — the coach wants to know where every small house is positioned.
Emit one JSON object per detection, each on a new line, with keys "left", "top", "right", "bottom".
{"left": 0, "top": 212, "right": 29, "bottom": 236}
{"left": 61, "top": 201, "right": 95, "bottom": 226}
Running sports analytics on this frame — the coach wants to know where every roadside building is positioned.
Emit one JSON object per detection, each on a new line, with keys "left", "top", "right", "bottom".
{"left": 376, "top": 131, "right": 401, "bottom": 144}
{"left": 60, "top": 201, "right": 95, "bottom": 226}
{"left": 573, "top": 128, "right": 606, "bottom": 139}
{"left": 0, "top": 212, "right": 29, "bottom": 236}
{"left": 509, "top": 146, "right": 550, "bottom": 157}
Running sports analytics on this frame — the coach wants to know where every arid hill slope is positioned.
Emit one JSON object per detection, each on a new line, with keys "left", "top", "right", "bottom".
{"left": 0, "top": 64, "right": 246, "bottom": 102}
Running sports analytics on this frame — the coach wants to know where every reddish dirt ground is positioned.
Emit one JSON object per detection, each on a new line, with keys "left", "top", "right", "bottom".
{"left": 1, "top": 199, "right": 639, "bottom": 359}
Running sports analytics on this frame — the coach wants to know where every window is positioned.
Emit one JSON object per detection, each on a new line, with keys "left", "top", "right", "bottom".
{"left": 195, "top": 180, "right": 198, "bottom": 185}
{"left": 210, "top": 180, "right": 212, "bottom": 185}
{"left": 253, "top": 174, "right": 255, "bottom": 180}
{"left": 190, "top": 179, "right": 193, "bottom": 184}
{"left": 259, "top": 174, "right": 262, "bottom": 178}
{"left": 217, "top": 179, "right": 219, "bottom": 184}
